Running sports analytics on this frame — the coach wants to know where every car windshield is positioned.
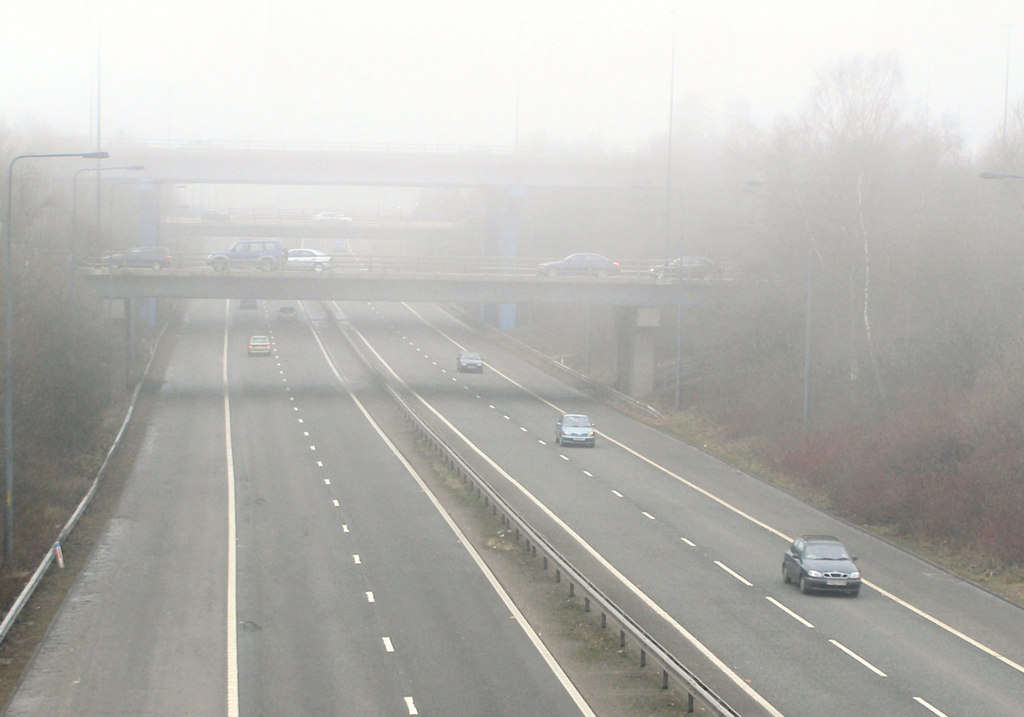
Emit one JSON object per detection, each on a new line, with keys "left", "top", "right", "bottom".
{"left": 563, "top": 415, "right": 589, "bottom": 427}
{"left": 806, "top": 543, "right": 848, "bottom": 560}
{"left": 462, "top": 352, "right": 480, "bottom": 360}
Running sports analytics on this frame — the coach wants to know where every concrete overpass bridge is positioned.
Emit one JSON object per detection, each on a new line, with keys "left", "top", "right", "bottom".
{"left": 84, "top": 267, "right": 709, "bottom": 397}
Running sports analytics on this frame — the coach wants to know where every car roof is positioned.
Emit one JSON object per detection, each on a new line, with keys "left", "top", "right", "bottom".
{"left": 800, "top": 534, "right": 842, "bottom": 543}
{"left": 561, "top": 413, "right": 590, "bottom": 419}
{"left": 249, "top": 335, "right": 270, "bottom": 341}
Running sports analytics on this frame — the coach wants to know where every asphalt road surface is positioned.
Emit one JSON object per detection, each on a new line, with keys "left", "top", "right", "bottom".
{"left": 2, "top": 300, "right": 593, "bottom": 717}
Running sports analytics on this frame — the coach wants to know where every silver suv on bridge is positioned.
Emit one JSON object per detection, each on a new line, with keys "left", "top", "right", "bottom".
{"left": 207, "top": 240, "right": 287, "bottom": 271}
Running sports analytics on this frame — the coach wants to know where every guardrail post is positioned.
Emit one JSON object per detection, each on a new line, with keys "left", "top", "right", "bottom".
{"left": 568, "top": 581, "right": 574, "bottom": 597}
{"left": 584, "top": 596, "right": 590, "bottom": 612}
{"left": 640, "top": 649, "right": 646, "bottom": 667}
{"left": 555, "top": 568, "right": 561, "bottom": 583}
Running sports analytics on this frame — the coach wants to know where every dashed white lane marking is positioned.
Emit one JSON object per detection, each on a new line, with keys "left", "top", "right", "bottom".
{"left": 680, "top": 537, "right": 695, "bottom": 547}
{"left": 582, "top": 470, "right": 593, "bottom": 476}
{"left": 404, "top": 696, "right": 418, "bottom": 715}
{"left": 830, "top": 639, "right": 887, "bottom": 677}
{"left": 366, "top": 591, "right": 375, "bottom": 603}
{"left": 641, "top": 511, "right": 656, "bottom": 520}
{"left": 309, "top": 445, "right": 316, "bottom": 451}
{"left": 297, "top": 418, "right": 304, "bottom": 423}
{"left": 519, "top": 426, "right": 528, "bottom": 432}
{"left": 765, "top": 597, "right": 814, "bottom": 628}
{"left": 316, "top": 460, "right": 323, "bottom": 467}
{"left": 352, "top": 555, "right": 361, "bottom": 564}
{"left": 342, "top": 525, "right": 349, "bottom": 533}
{"left": 324, "top": 479, "right": 331, "bottom": 486}
{"left": 303, "top": 431, "right": 310, "bottom": 437}
{"left": 559, "top": 454, "right": 569, "bottom": 461}
{"left": 913, "top": 697, "right": 948, "bottom": 716}
{"left": 332, "top": 499, "right": 340, "bottom": 507}
{"left": 611, "top": 490, "right": 623, "bottom": 498}
{"left": 382, "top": 637, "right": 395, "bottom": 653}
{"left": 714, "top": 561, "right": 753, "bottom": 587}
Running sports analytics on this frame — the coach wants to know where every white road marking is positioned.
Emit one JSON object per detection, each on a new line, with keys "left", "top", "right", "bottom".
{"left": 382, "top": 636, "right": 395, "bottom": 652}
{"left": 641, "top": 511, "right": 656, "bottom": 520}
{"left": 342, "top": 524, "right": 349, "bottom": 533}
{"left": 913, "top": 697, "right": 948, "bottom": 716}
{"left": 830, "top": 639, "right": 887, "bottom": 676}
{"left": 324, "top": 479, "right": 331, "bottom": 486}
{"left": 582, "top": 470, "right": 593, "bottom": 476}
{"left": 404, "top": 696, "right": 418, "bottom": 715}
{"left": 765, "top": 597, "right": 814, "bottom": 628}
{"left": 366, "top": 591, "right": 375, "bottom": 603}
{"left": 680, "top": 537, "right": 695, "bottom": 547}
{"left": 221, "top": 305, "right": 239, "bottom": 717}
{"left": 714, "top": 561, "right": 753, "bottom": 586}
{"left": 352, "top": 554, "right": 361, "bottom": 564}
{"left": 519, "top": 426, "right": 528, "bottom": 432}
{"left": 611, "top": 490, "right": 623, "bottom": 498}
{"left": 559, "top": 454, "right": 569, "bottom": 461}
{"left": 332, "top": 500, "right": 340, "bottom": 507}
{"left": 309, "top": 445, "right": 316, "bottom": 451}
{"left": 297, "top": 418, "right": 303, "bottom": 423}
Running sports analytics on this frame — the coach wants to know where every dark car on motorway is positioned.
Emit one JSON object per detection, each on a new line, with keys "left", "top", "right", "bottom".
{"left": 456, "top": 351, "right": 484, "bottom": 373}
{"left": 782, "top": 535, "right": 861, "bottom": 596}
{"left": 555, "top": 413, "right": 596, "bottom": 447}
{"left": 247, "top": 335, "right": 272, "bottom": 356}
{"left": 649, "top": 256, "right": 721, "bottom": 280}
{"left": 539, "top": 253, "right": 620, "bottom": 277}
{"left": 101, "top": 246, "right": 174, "bottom": 269}
{"left": 208, "top": 239, "right": 287, "bottom": 271}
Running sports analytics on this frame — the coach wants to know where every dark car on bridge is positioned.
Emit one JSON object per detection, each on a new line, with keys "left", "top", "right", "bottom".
{"left": 100, "top": 246, "right": 174, "bottom": 269}
{"left": 539, "top": 253, "right": 620, "bottom": 277}
{"left": 208, "top": 240, "right": 287, "bottom": 271}
{"left": 648, "top": 256, "right": 721, "bottom": 280}
{"left": 782, "top": 535, "right": 860, "bottom": 596}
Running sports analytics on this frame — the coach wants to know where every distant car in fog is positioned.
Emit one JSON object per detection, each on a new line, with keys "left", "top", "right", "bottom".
{"left": 649, "top": 256, "right": 721, "bottom": 280}
{"left": 247, "top": 335, "right": 272, "bottom": 356}
{"left": 100, "top": 246, "right": 174, "bottom": 269}
{"left": 277, "top": 306, "right": 298, "bottom": 320}
{"left": 313, "top": 211, "right": 351, "bottom": 222}
{"left": 539, "top": 253, "right": 620, "bottom": 277}
{"left": 285, "top": 248, "right": 332, "bottom": 272}
{"left": 456, "top": 351, "right": 484, "bottom": 373}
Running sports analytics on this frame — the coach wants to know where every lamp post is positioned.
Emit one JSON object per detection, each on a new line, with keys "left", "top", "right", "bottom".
{"left": 4, "top": 150, "right": 109, "bottom": 567}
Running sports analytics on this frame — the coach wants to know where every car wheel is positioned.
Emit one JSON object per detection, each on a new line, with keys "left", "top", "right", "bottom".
{"left": 799, "top": 575, "right": 810, "bottom": 594}
{"left": 849, "top": 587, "right": 860, "bottom": 598}
{"left": 313, "top": 263, "right": 325, "bottom": 273}
{"left": 211, "top": 260, "right": 227, "bottom": 272}
{"left": 258, "top": 260, "right": 273, "bottom": 271}
{"left": 556, "top": 435, "right": 562, "bottom": 446}
{"left": 782, "top": 565, "right": 790, "bottom": 584}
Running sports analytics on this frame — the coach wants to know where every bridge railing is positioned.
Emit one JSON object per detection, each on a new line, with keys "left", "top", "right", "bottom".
{"left": 85, "top": 253, "right": 721, "bottom": 280}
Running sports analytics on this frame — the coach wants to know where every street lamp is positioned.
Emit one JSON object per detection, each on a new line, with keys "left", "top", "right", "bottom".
{"left": 4, "top": 150, "right": 109, "bottom": 567}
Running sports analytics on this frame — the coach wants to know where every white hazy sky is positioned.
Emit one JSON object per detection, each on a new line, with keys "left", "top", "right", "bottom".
{"left": 2, "top": 0, "right": 1023, "bottom": 153}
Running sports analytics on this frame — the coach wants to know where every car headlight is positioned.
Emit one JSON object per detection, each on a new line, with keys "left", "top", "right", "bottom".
{"left": 849, "top": 571, "right": 860, "bottom": 579}
{"left": 806, "top": 570, "right": 823, "bottom": 578}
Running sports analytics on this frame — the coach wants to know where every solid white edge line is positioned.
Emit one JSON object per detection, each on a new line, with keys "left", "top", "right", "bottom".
{"left": 829, "top": 639, "right": 887, "bottom": 677}
{"left": 352, "top": 305, "right": 781, "bottom": 717}
{"left": 308, "top": 312, "right": 598, "bottom": 717}
{"left": 222, "top": 302, "right": 240, "bottom": 717}
{"left": 407, "top": 302, "right": 1024, "bottom": 682}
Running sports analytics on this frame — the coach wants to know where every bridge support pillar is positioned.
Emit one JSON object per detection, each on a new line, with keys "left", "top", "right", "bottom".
{"left": 616, "top": 307, "right": 659, "bottom": 398}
